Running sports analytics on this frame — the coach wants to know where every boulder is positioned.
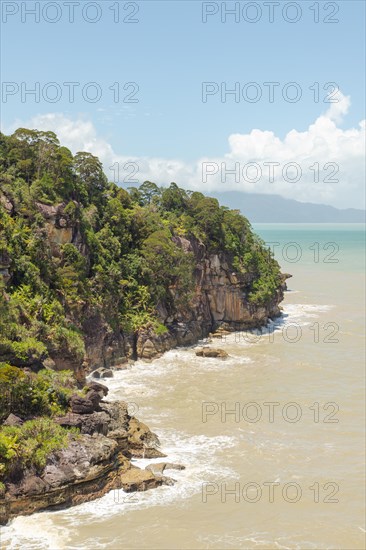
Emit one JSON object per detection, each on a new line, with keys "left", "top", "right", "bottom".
{"left": 137, "top": 338, "right": 158, "bottom": 360}
{"left": 119, "top": 467, "right": 174, "bottom": 492}
{"left": 54, "top": 402, "right": 125, "bottom": 450}
{"left": 78, "top": 412, "right": 111, "bottom": 435}
{"left": 127, "top": 417, "right": 166, "bottom": 458}
{"left": 100, "top": 401, "right": 129, "bottom": 432}
{"left": 85, "top": 389, "right": 104, "bottom": 410}
{"left": 195, "top": 347, "right": 228, "bottom": 358}
{"left": 210, "top": 332, "right": 230, "bottom": 339}
{"left": 86, "top": 380, "right": 109, "bottom": 394}
{"left": 69, "top": 395, "right": 95, "bottom": 414}
{"left": 92, "top": 368, "right": 114, "bottom": 379}
{"left": 145, "top": 462, "right": 185, "bottom": 475}
{"left": 3, "top": 414, "right": 23, "bottom": 426}
{"left": 55, "top": 413, "right": 83, "bottom": 430}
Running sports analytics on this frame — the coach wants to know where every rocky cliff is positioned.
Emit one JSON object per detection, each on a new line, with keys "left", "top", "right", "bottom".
{"left": 0, "top": 133, "right": 288, "bottom": 526}
{"left": 0, "top": 133, "right": 288, "bottom": 381}
{"left": 0, "top": 195, "right": 288, "bottom": 379}
{"left": 45, "top": 203, "right": 285, "bottom": 371}
{"left": 83, "top": 234, "right": 287, "bottom": 368}
{"left": 0, "top": 381, "right": 180, "bottom": 525}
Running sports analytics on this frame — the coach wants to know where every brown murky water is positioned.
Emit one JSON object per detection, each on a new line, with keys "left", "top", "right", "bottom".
{"left": 1, "top": 224, "right": 365, "bottom": 549}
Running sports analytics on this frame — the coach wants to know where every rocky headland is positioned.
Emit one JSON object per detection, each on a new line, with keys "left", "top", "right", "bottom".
{"left": 0, "top": 380, "right": 180, "bottom": 525}
{"left": 0, "top": 130, "right": 290, "bottom": 525}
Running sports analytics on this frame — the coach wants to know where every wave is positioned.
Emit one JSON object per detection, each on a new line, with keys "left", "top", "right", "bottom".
{"left": 1, "top": 431, "right": 238, "bottom": 549}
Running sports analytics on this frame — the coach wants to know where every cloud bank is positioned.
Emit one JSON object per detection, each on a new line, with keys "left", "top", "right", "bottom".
{"left": 5, "top": 92, "right": 365, "bottom": 209}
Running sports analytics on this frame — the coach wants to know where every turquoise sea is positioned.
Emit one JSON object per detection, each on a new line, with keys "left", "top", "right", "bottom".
{"left": 253, "top": 223, "right": 365, "bottom": 273}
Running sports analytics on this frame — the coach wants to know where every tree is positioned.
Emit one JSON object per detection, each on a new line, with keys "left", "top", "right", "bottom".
{"left": 161, "top": 183, "right": 187, "bottom": 214}
{"left": 191, "top": 196, "right": 223, "bottom": 245}
{"left": 138, "top": 181, "right": 161, "bottom": 205}
{"left": 73, "top": 152, "right": 107, "bottom": 203}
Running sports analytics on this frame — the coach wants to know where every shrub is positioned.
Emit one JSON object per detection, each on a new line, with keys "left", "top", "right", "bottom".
{"left": 0, "top": 364, "right": 79, "bottom": 421}
{"left": 0, "top": 418, "right": 77, "bottom": 482}
{"left": 9, "top": 337, "right": 48, "bottom": 363}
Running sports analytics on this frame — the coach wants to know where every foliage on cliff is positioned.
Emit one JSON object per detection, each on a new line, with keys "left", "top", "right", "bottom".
{"left": 0, "top": 363, "right": 81, "bottom": 486}
{"left": 0, "top": 363, "right": 78, "bottom": 422}
{"left": 0, "top": 128, "right": 282, "bottom": 369}
{"left": 0, "top": 418, "right": 78, "bottom": 487}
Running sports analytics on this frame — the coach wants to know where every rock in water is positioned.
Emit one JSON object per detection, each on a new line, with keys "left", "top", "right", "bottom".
{"left": 145, "top": 462, "right": 185, "bottom": 475}
{"left": 92, "top": 368, "right": 114, "bottom": 379}
{"left": 195, "top": 347, "right": 228, "bottom": 358}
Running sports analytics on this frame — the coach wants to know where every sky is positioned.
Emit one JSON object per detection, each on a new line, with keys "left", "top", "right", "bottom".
{"left": 1, "top": 0, "right": 365, "bottom": 209}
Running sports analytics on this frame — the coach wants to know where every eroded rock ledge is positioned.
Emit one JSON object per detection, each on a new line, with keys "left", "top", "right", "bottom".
{"left": 0, "top": 381, "right": 178, "bottom": 525}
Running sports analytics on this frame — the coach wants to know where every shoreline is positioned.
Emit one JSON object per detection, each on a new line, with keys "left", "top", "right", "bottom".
{"left": 0, "top": 378, "right": 181, "bottom": 526}
{"left": 0, "top": 314, "right": 284, "bottom": 527}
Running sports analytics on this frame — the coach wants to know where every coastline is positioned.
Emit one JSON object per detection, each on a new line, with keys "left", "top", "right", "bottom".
{"left": 0, "top": 378, "right": 178, "bottom": 526}
{"left": 0, "top": 301, "right": 286, "bottom": 527}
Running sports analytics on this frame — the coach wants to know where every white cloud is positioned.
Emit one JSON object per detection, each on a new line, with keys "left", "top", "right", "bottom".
{"left": 4, "top": 91, "right": 365, "bottom": 209}
{"left": 325, "top": 92, "right": 350, "bottom": 123}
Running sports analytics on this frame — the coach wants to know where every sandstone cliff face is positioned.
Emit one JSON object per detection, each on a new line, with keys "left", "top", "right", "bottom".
{"left": 2, "top": 201, "right": 286, "bottom": 372}
{"left": 36, "top": 203, "right": 75, "bottom": 256}
{"left": 73, "top": 235, "right": 285, "bottom": 368}
{"left": 134, "top": 236, "right": 285, "bottom": 362}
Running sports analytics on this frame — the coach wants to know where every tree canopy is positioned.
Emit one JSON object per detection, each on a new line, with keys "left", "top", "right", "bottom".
{"left": 0, "top": 128, "right": 281, "bottom": 370}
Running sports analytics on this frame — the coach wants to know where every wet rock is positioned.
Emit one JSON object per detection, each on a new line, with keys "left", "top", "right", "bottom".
{"left": 119, "top": 467, "right": 174, "bottom": 492}
{"left": 127, "top": 417, "right": 166, "bottom": 458}
{"left": 92, "top": 367, "right": 113, "bottom": 379}
{"left": 210, "top": 331, "right": 230, "bottom": 339}
{"left": 119, "top": 467, "right": 158, "bottom": 491}
{"left": 128, "top": 418, "right": 159, "bottom": 448}
{"left": 137, "top": 338, "right": 158, "bottom": 360}
{"left": 195, "top": 347, "right": 229, "bottom": 358}
{"left": 145, "top": 462, "right": 185, "bottom": 475}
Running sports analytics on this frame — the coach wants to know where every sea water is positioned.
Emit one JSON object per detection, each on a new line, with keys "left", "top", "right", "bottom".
{"left": 1, "top": 224, "right": 365, "bottom": 549}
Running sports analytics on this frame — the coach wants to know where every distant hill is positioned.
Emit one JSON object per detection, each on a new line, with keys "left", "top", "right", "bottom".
{"left": 212, "top": 192, "right": 365, "bottom": 223}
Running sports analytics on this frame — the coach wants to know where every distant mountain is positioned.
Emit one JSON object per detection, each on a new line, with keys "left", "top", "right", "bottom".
{"left": 212, "top": 192, "right": 365, "bottom": 223}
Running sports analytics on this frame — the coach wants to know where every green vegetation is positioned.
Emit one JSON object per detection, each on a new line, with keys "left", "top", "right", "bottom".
{"left": 0, "top": 364, "right": 80, "bottom": 484}
{"left": 0, "top": 128, "right": 281, "bottom": 368}
{"left": 0, "top": 128, "right": 283, "bottom": 489}
{"left": 0, "top": 418, "right": 77, "bottom": 482}
{"left": 0, "top": 363, "right": 78, "bottom": 422}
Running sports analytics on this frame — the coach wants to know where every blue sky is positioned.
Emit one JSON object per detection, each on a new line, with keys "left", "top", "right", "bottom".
{"left": 1, "top": 1, "right": 365, "bottom": 207}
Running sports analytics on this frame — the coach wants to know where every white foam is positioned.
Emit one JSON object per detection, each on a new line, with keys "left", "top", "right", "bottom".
{"left": 104, "top": 347, "right": 252, "bottom": 406}
{"left": 0, "top": 431, "right": 238, "bottom": 549}
{"left": 1, "top": 301, "right": 338, "bottom": 549}
{"left": 0, "top": 515, "right": 73, "bottom": 549}
{"left": 283, "top": 303, "right": 334, "bottom": 323}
